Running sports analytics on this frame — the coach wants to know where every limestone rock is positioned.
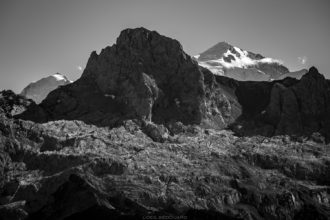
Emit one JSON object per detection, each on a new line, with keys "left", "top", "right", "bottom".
{"left": 22, "top": 28, "right": 205, "bottom": 126}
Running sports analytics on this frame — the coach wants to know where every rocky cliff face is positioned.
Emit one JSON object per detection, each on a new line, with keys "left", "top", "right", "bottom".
{"left": 202, "top": 66, "right": 330, "bottom": 140}
{"left": 23, "top": 28, "right": 205, "bottom": 127}
{"left": 265, "top": 67, "right": 330, "bottom": 137}
{"left": 20, "top": 73, "right": 72, "bottom": 104}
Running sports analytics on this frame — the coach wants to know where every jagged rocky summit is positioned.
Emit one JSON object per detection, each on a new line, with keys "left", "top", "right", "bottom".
{"left": 19, "top": 28, "right": 330, "bottom": 140}
{"left": 20, "top": 28, "right": 206, "bottom": 126}
{"left": 1, "top": 27, "right": 330, "bottom": 220}
{"left": 20, "top": 73, "right": 72, "bottom": 104}
{"left": 195, "top": 41, "right": 307, "bottom": 81}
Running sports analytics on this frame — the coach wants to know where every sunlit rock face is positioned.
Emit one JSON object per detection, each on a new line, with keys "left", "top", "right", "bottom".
{"left": 20, "top": 73, "right": 72, "bottom": 104}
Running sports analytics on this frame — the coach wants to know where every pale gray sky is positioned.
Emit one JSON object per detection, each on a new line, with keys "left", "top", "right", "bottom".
{"left": 0, "top": 0, "right": 329, "bottom": 92}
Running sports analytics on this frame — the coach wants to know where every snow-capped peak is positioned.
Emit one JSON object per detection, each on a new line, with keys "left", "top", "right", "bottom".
{"left": 196, "top": 42, "right": 282, "bottom": 70}
{"left": 195, "top": 42, "right": 289, "bottom": 81}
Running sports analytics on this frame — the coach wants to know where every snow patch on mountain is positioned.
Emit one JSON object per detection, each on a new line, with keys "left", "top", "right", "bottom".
{"left": 195, "top": 42, "right": 289, "bottom": 80}
{"left": 52, "top": 73, "right": 72, "bottom": 82}
{"left": 197, "top": 46, "right": 282, "bottom": 70}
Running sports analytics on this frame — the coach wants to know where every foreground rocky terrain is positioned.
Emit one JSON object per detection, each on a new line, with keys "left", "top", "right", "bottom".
{"left": 0, "top": 91, "right": 330, "bottom": 219}
{"left": 1, "top": 28, "right": 330, "bottom": 219}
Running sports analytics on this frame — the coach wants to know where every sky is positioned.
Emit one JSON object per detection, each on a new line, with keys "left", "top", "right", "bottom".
{"left": 0, "top": 0, "right": 329, "bottom": 92}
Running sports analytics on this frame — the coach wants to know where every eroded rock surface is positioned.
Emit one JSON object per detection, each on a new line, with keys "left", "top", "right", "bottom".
{"left": 1, "top": 92, "right": 330, "bottom": 219}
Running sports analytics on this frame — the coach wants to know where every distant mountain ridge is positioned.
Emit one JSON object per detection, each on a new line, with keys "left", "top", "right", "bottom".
{"left": 195, "top": 42, "right": 306, "bottom": 81}
{"left": 20, "top": 73, "right": 72, "bottom": 104}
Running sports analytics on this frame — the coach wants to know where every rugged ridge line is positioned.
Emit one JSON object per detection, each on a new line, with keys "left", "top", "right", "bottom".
{"left": 17, "top": 28, "right": 330, "bottom": 141}
{"left": 20, "top": 28, "right": 206, "bottom": 127}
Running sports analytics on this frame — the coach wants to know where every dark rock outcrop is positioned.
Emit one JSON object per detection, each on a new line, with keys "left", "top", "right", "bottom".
{"left": 264, "top": 67, "right": 330, "bottom": 138}
{"left": 211, "top": 67, "right": 330, "bottom": 140}
{"left": 0, "top": 90, "right": 40, "bottom": 118}
{"left": 277, "top": 69, "right": 308, "bottom": 80}
{"left": 21, "top": 28, "right": 205, "bottom": 126}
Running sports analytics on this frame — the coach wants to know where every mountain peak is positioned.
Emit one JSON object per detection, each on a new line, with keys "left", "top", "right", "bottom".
{"left": 20, "top": 73, "right": 72, "bottom": 104}
{"left": 211, "top": 41, "right": 233, "bottom": 46}
{"left": 119, "top": 27, "right": 157, "bottom": 36}
{"left": 117, "top": 27, "right": 157, "bottom": 45}
{"left": 195, "top": 41, "right": 289, "bottom": 81}
{"left": 112, "top": 28, "right": 186, "bottom": 59}
{"left": 309, "top": 66, "right": 319, "bottom": 75}
{"left": 213, "top": 41, "right": 233, "bottom": 48}
{"left": 115, "top": 27, "right": 176, "bottom": 49}
{"left": 197, "top": 41, "right": 233, "bottom": 61}
{"left": 302, "top": 66, "right": 325, "bottom": 80}
{"left": 66, "top": 27, "right": 203, "bottom": 124}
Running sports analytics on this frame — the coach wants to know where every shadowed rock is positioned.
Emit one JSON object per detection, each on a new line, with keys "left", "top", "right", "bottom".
{"left": 1, "top": 100, "right": 330, "bottom": 219}
{"left": 264, "top": 67, "right": 330, "bottom": 138}
{"left": 20, "top": 28, "right": 206, "bottom": 127}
